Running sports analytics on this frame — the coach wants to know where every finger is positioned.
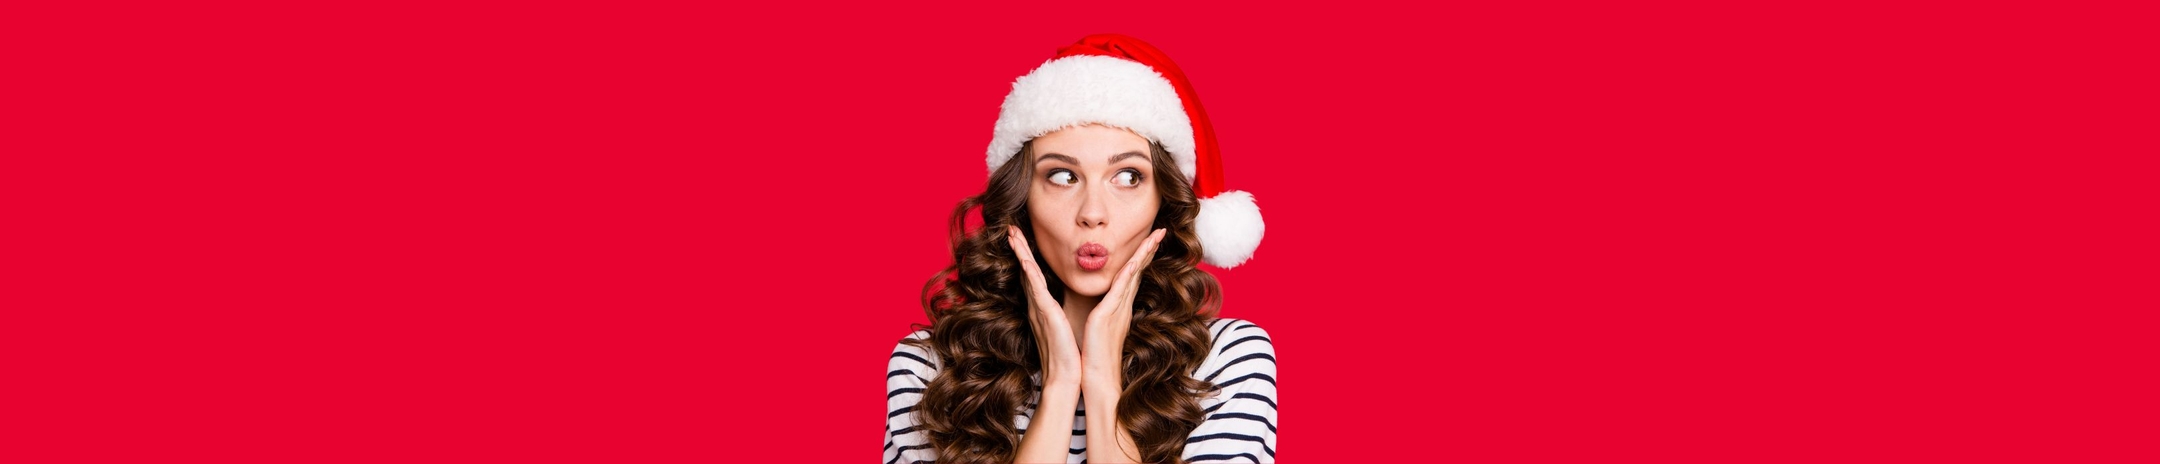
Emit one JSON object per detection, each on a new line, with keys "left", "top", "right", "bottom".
{"left": 1135, "top": 228, "right": 1165, "bottom": 269}
{"left": 1121, "top": 229, "right": 1166, "bottom": 294}
{"left": 1116, "top": 229, "right": 1168, "bottom": 312}
{"left": 1006, "top": 225, "right": 1038, "bottom": 276}
{"left": 1089, "top": 231, "right": 1152, "bottom": 316}
{"left": 1006, "top": 225, "right": 1057, "bottom": 301}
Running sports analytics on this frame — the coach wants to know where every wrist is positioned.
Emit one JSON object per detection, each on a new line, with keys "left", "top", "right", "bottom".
{"left": 1081, "top": 374, "right": 1123, "bottom": 394}
{"left": 1084, "top": 355, "right": 1122, "bottom": 372}
{"left": 1042, "top": 377, "right": 1083, "bottom": 393}
{"left": 1081, "top": 385, "right": 1121, "bottom": 411}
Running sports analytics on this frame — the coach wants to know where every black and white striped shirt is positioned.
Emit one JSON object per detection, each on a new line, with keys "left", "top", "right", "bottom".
{"left": 885, "top": 318, "right": 1278, "bottom": 463}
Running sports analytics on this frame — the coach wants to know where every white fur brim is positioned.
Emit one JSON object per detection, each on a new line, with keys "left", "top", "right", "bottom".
{"left": 985, "top": 55, "right": 1197, "bottom": 180}
{"left": 1196, "top": 190, "right": 1264, "bottom": 268}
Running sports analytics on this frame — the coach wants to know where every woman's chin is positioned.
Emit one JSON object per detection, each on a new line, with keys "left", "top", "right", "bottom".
{"left": 1065, "top": 279, "right": 1111, "bottom": 297}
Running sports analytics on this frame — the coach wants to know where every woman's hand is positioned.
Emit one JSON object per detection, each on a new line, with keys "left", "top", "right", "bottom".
{"left": 1007, "top": 225, "right": 1084, "bottom": 391}
{"left": 1081, "top": 228, "right": 1166, "bottom": 394}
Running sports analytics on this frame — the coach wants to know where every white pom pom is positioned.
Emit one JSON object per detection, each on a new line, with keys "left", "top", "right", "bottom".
{"left": 1195, "top": 190, "right": 1264, "bottom": 269}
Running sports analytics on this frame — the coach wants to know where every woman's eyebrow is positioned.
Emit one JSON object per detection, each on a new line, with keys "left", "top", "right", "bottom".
{"left": 1036, "top": 151, "right": 1149, "bottom": 165}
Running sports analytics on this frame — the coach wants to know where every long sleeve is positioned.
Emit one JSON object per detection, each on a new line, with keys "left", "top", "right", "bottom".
{"left": 885, "top": 330, "right": 939, "bottom": 464}
{"left": 1183, "top": 319, "right": 1278, "bottom": 463}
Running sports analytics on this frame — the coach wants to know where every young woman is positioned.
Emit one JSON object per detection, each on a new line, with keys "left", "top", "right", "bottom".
{"left": 884, "top": 35, "right": 1273, "bottom": 464}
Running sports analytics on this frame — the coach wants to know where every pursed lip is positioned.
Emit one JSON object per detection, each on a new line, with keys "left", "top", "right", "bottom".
{"left": 1075, "top": 242, "right": 1109, "bottom": 271}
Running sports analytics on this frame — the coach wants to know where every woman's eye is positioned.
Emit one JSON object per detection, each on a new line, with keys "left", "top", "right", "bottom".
{"left": 1048, "top": 170, "right": 1076, "bottom": 186}
{"left": 1113, "top": 169, "right": 1142, "bottom": 187}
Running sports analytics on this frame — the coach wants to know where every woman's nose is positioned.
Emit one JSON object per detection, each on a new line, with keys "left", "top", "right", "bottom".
{"left": 1076, "top": 189, "right": 1108, "bottom": 228}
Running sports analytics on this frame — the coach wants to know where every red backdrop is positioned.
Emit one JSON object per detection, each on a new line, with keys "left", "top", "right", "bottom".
{"left": 5, "top": 2, "right": 2155, "bottom": 462}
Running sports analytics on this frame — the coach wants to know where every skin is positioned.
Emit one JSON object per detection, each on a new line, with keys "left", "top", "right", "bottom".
{"left": 1005, "top": 123, "right": 1167, "bottom": 463}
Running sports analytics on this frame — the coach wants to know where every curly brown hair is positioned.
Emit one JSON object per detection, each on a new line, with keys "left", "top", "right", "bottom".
{"left": 905, "top": 136, "right": 1225, "bottom": 463}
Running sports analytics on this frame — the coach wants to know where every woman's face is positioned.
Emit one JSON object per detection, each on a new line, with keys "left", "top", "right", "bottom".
{"left": 1027, "top": 124, "right": 1161, "bottom": 297}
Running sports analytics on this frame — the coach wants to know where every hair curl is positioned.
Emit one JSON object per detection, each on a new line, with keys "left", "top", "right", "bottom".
{"left": 905, "top": 137, "right": 1225, "bottom": 463}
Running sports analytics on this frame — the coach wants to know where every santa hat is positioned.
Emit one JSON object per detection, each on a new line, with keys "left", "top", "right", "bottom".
{"left": 986, "top": 34, "right": 1265, "bottom": 269}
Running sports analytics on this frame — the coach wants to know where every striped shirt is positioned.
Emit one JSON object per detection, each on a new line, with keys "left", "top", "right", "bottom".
{"left": 885, "top": 317, "right": 1278, "bottom": 464}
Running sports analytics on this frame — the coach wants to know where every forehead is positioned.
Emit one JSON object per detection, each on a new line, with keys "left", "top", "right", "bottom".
{"left": 1031, "top": 124, "right": 1151, "bottom": 163}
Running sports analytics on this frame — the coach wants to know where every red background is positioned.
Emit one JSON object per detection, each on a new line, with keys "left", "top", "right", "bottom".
{"left": 5, "top": 2, "right": 2155, "bottom": 462}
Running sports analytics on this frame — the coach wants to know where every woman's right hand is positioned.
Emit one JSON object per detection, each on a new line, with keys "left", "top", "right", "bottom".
{"left": 1007, "top": 224, "right": 1084, "bottom": 391}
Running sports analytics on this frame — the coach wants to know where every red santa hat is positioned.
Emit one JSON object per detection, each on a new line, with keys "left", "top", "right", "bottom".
{"left": 986, "top": 34, "right": 1265, "bottom": 269}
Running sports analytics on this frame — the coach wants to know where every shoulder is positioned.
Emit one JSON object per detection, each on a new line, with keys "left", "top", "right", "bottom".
{"left": 885, "top": 329, "right": 938, "bottom": 463}
{"left": 1198, "top": 317, "right": 1275, "bottom": 379}
{"left": 1206, "top": 317, "right": 1272, "bottom": 352}
{"left": 888, "top": 328, "right": 940, "bottom": 380}
{"left": 1190, "top": 316, "right": 1279, "bottom": 460}
{"left": 896, "top": 327, "right": 933, "bottom": 346}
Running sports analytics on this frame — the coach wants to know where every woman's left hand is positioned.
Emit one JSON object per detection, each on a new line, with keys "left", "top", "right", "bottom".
{"left": 1081, "top": 228, "right": 1167, "bottom": 394}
